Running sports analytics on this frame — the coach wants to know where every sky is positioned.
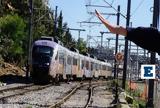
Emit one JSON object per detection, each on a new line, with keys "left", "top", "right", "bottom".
{"left": 48, "top": 0, "right": 154, "bottom": 52}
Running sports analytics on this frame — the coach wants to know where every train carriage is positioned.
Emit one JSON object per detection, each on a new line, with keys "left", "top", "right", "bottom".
{"left": 31, "top": 39, "right": 56, "bottom": 83}
{"left": 31, "top": 36, "right": 113, "bottom": 84}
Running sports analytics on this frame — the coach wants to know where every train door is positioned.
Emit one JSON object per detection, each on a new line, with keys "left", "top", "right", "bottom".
{"left": 66, "top": 53, "right": 72, "bottom": 80}
{"left": 81, "top": 59, "right": 85, "bottom": 78}
{"left": 49, "top": 47, "right": 58, "bottom": 79}
{"left": 58, "top": 49, "right": 64, "bottom": 74}
{"left": 58, "top": 48, "right": 65, "bottom": 80}
{"left": 95, "top": 62, "right": 98, "bottom": 78}
{"left": 72, "top": 55, "right": 78, "bottom": 79}
{"left": 77, "top": 55, "right": 82, "bottom": 78}
{"left": 91, "top": 61, "right": 94, "bottom": 77}
{"left": 91, "top": 59, "right": 96, "bottom": 78}
{"left": 102, "top": 64, "right": 107, "bottom": 78}
{"left": 84, "top": 57, "right": 91, "bottom": 78}
{"left": 63, "top": 49, "right": 67, "bottom": 79}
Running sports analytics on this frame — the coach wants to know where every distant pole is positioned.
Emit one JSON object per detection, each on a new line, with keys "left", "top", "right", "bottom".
{"left": 27, "top": 0, "right": 33, "bottom": 79}
{"left": 53, "top": 6, "right": 58, "bottom": 37}
{"left": 0, "top": 0, "right": 2, "bottom": 15}
{"left": 122, "top": 0, "right": 131, "bottom": 89}
{"left": 114, "top": 5, "right": 120, "bottom": 103}
{"left": 68, "top": 28, "right": 85, "bottom": 50}
{"left": 114, "top": 5, "right": 120, "bottom": 79}
{"left": 100, "top": 32, "right": 104, "bottom": 47}
{"left": 136, "top": 46, "right": 139, "bottom": 79}
{"left": 146, "top": 0, "right": 159, "bottom": 107}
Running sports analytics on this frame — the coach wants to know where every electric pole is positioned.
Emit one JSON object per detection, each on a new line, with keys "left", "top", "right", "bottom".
{"left": 114, "top": 5, "right": 120, "bottom": 79}
{"left": 0, "top": 0, "right": 2, "bottom": 16}
{"left": 114, "top": 5, "right": 120, "bottom": 103}
{"left": 146, "top": 0, "right": 160, "bottom": 107}
{"left": 68, "top": 28, "right": 85, "bottom": 50}
{"left": 53, "top": 6, "right": 58, "bottom": 37}
{"left": 27, "top": 0, "right": 33, "bottom": 80}
{"left": 100, "top": 32, "right": 104, "bottom": 47}
{"left": 122, "top": 0, "right": 131, "bottom": 89}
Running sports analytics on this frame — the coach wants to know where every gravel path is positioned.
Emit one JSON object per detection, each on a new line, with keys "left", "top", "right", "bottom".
{"left": 91, "top": 85, "right": 114, "bottom": 107}
{"left": 0, "top": 82, "right": 78, "bottom": 108}
{"left": 61, "top": 83, "right": 115, "bottom": 108}
{"left": 61, "top": 86, "right": 89, "bottom": 108}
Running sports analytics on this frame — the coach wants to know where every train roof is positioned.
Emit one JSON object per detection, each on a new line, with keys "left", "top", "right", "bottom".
{"left": 33, "top": 40, "right": 57, "bottom": 48}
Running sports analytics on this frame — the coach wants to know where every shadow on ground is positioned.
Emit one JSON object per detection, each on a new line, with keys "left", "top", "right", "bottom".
{"left": 0, "top": 74, "right": 32, "bottom": 84}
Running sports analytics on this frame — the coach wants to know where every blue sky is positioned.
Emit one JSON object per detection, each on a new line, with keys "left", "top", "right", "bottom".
{"left": 49, "top": 0, "right": 153, "bottom": 50}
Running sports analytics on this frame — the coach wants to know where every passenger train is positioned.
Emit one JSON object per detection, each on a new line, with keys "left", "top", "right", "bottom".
{"left": 31, "top": 36, "right": 112, "bottom": 84}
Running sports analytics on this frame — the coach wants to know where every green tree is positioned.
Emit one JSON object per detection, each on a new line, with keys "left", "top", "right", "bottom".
{"left": 0, "top": 0, "right": 88, "bottom": 65}
{"left": 76, "top": 38, "right": 87, "bottom": 53}
{"left": 0, "top": 14, "right": 26, "bottom": 64}
{"left": 57, "top": 11, "right": 63, "bottom": 40}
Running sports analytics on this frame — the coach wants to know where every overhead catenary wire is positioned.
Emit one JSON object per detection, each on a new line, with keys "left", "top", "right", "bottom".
{"left": 103, "top": 0, "right": 127, "bottom": 19}
{"left": 131, "top": 0, "right": 145, "bottom": 16}
{"left": 105, "top": 0, "right": 115, "bottom": 19}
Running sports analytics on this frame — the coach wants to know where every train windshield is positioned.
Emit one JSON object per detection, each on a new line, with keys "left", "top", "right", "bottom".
{"left": 33, "top": 46, "right": 53, "bottom": 56}
{"left": 32, "top": 46, "right": 53, "bottom": 63}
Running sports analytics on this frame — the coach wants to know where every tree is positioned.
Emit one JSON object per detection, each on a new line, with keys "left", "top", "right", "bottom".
{"left": 57, "top": 11, "right": 63, "bottom": 40}
{"left": 0, "top": 14, "right": 26, "bottom": 64}
{"left": 0, "top": 0, "right": 87, "bottom": 65}
{"left": 76, "top": 38, "right": 87, "bottom": 53}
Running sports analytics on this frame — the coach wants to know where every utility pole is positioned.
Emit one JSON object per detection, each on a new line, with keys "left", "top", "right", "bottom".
{"left": 136, "top": 46, "right": 139, "bottom": 79}
{"left": 83, "top": 2, "right": 117, "bottom": 48}
{"left": 0, "top": 0, "right": 2, "bottom": 16}
{"left": 114, "top": 5, "right": 120, "bottom": 103}
{"left": 100, "top": 32, "right": 104, "bottom": 47}
{"left": 146, "top": 0, "right": 159, "bottom": 107}
{"left": 99, "top": 32, "right": 113, "bottom": 48}
{"left": 106, "top": 38, "right": 111, "bottom": 48}
{"left": 114, "top": 5, "right": 120, "bottom": 79}
{"left": 122, "top": 0, "right": 131, "bottom": 89}
{"left": 53, "top": 6, "right": 58, "bottom": 37}
{"left": 68, "top": 28, "right": 85, "bottom": 50}
{"left": 27, "top": 0, "right": 33, "bottom": 80}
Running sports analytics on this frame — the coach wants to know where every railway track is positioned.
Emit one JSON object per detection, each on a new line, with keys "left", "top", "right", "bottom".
{"left": 0, "top": 83, "right": 34, "bottom": 93}
{"left": 0, "top": 80, "right": 112, "bottom": 108}
{"left": 49, "top": 80, "right": 108, "bottom": 108}
{"left": 0, "top": 84, "right": 52, "bottom": 103}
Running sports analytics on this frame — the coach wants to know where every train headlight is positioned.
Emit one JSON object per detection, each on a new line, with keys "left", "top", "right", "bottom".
{"left": 45, "top": 63, "right": 50, "bottom": 66}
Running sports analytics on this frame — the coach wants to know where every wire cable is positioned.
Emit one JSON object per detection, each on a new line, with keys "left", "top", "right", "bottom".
{"left": 131, "top": 0, "right": 145, "bottom": 17}
{"left": 103, "top": 0, "right": 127, "bottom": 19}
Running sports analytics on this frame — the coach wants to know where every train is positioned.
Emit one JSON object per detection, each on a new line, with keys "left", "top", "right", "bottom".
{"left": 31, "top": 36, "right": 113, "bottom": 84}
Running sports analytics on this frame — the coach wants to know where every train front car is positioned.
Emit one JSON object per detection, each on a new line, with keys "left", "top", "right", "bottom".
{"left": 31, "top": 40, "right": 56, "bottom": 84}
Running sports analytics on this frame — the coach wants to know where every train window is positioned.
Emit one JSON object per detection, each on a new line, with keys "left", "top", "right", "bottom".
{"left": 108, "top": 67, "right": 112, "bottom": 71}
{"left": 78, "top": 59, "right": 80, "bottom": 70}
{"left": 102, "top": 65, "right": 106, "bottom": 70}
{"left": 86, "top": 61, "right": 89, "bottom": 70}
{"left": 91, "top": 62, "right": 94, "bottom": 71}
{"left": 82, "top": 60, "right": 85, "bottom": 69}
{"left": 33, "top": 46, "right": 53, "bottom": 57}
{"left": 59, "top": 57, "right": 64, "bottom": 64}
{"left": 95, "top": 63, "right": 98, "bottom": 70}
{"left": 99, "top": 64, "right": 101, "bottom": 70}
{"left": 59, "top": 52, "right": 64, "bottom": 64}
{"left": 73, "top": 58, "right": 77, "bottom": 65}
{"left": 67, "top": 56, "right": 72, "bottom": 65}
